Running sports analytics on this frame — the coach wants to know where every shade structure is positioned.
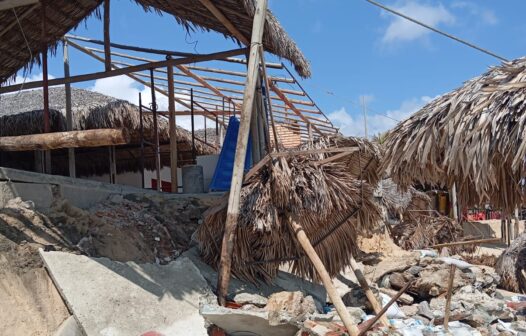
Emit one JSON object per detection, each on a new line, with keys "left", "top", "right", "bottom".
{"left": 382, "top": 57, "right": 526, "bottom": 212}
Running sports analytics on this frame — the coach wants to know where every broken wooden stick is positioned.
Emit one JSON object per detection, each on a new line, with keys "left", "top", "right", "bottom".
{"left": 431, "top": 237, "right": 501, "bottom": 249}
{"left": 349, "top": 256, "right": 389, "bottom": 327}
{"left": 288, "top": 216, "right": 359, "bottom": 336}
{"left": 443, "top": 264, "right": 456, "bottom": 331}
{"left": 358, "top": 280, "right": 413, "bottom": 336}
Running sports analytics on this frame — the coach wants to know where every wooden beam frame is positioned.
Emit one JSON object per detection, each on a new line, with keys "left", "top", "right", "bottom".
{"left": 0, "top": 42, "right": 248, "bottom": 94}
{"left": 0, "top": 0, "right": 38, "bottom": 11}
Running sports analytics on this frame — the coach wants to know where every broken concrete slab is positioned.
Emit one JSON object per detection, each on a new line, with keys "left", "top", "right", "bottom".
{"left": 201, "top": 304, "right": 298, "bottom": 336}
{"left": 183, "top": 247, "right": 326, "bottom": 309}
{"left": 53, "top": 316, "right": 82, "bottom": 336}
{"left": 40, "top": 250, "right": 211, "bottom": 336}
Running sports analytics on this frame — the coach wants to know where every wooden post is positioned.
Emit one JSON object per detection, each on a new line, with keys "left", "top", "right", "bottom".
{"left": 41, "top": 0, "right": 51, "bottom": 173}
{"left": 515, "top": 207, "right": 520, "bottom": 238}
{"left": 139, "top": 93, "right": 145, "bottom": 189}
{"left": 150, "top": 69, "right": 161, "bottom": 192}
{"left": 217, "top": 0, "right": 269, "bottom": 307}
{"left": 63, "top": 40, "right": 76, "bottom": 178}
{"left": 103, "top": 0, "right": 111, "bottom": 71}
{"left": 258, "top": 46, "right": 279, "bottom": 151}
{"left": 443, "top": 264, "right": 456, "bottom": 331}
{"left": 451, "top": 184, "right": 458, "bottom": 221}
{"left": 307, "top": 123, "right": 313, "bottom": 145}
{"left": 250, "top": 93, "right": 261, "bottom": 163}
{"left": 289, "top": 217, "right": 359, "bottom": 336}
{"left": 167, "top": 61, "right": 178, "bottom": 193}
{"left": 349, "top": 257, "right": 389, "bottom": 327}
{"left": 190, "top": 88, "right": 196, "bottom": 162}
{"left": 109, "top": 146, "right": 117, "bottom": 184}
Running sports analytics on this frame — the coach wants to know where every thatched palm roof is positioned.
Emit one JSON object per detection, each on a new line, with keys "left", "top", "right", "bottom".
{"left": 196, "top": 136, "right": 382, "bottom": 283}
{"left": 382, "top": 57, "right": 526, "bottom": 211}
{"left": 0, "top": 0, "right": 310, "bottom": 84}
{"left": 0, "top": 87, "right": 215, "bottom": 176}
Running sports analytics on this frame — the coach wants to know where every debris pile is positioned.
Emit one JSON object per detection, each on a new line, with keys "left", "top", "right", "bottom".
{"left": 391, "top": 215, "right": 476, "bottom": 254}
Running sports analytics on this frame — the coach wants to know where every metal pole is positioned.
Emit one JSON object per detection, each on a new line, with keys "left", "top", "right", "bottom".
{"left": 150, "top": 68, "right": 161, "bottom": 191}
{"left": 63, "top": 40, "right": 76, "bottom": 177}
{"left": 191, "top": 88, "right": 196, "bottom": 162}
{"left": 139, "top": 93, "right": 145, "bottom": 189}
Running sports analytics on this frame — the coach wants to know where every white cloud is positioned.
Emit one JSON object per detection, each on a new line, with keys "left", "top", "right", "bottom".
{"left": 381, "top": 1, "right": 455, "bottom": 44}
{"left": 328, "top": 96, "right": 433, "bottom": 137}
{"left": 452, "top": 2, "right": 498, "bottom": 26}
{"left": 89, "top": 75, "right": 205, "bottom": 130}
{"left": 9, "top": 72, "right": 57, "bottom": 92}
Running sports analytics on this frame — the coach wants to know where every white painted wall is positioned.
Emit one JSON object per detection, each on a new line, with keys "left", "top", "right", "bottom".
{"left": 87, "top": 154, "right": 220, "bottom": 192}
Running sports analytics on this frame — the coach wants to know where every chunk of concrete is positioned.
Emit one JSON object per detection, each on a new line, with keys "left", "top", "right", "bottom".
{"left": 201, "top": 304, "right": 298, "bottom": 336}
{"left": 53, "top": 316, "right": 82, "bottom": 336}
{"left": 234, "top": 292, "right": 268, "bottom": 307}
{"left": 40, "top": 250, "right": 211, "bottom": 336}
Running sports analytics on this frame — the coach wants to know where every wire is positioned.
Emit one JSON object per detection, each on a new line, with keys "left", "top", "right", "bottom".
{"left": 12, "top": 7, "right": 33, "bottom": 95}
{"left": 365, "top": 0, "right": 509, "bottom": 62}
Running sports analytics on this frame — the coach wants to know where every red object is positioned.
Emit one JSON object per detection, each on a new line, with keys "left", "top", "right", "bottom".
{"left": 225, "top": 301, "right": 242, "bottom": 309}
{"left": 151, "top": 179, "right": 172, "bottom": 192}
{"left": 209, "top": 326, "right": 226, "bottom": 336}
{"left": 141, "top": 332, "right": 164, "bottom": 336}
{"left": 507, "top": 301, "right": 526, "bottom": 311}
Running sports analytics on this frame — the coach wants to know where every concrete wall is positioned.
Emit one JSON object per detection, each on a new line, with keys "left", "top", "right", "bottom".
{"left": 0, "top": 167, "right": 222, "bottom": 211}
{"left": 86, "top": 154, "right": 219, "bottom": 192}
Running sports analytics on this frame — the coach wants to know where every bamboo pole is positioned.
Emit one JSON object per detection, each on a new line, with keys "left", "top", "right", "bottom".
{"left": 349, "top": 257, "right": 389, "bottom": 327}
{"left": 150, "top": 69, "right": 161, "bottom": 192}
{"left": 167, "top": 60, "right": 178, "bottom": 193}
{"left": 217, "top": 0, "right": 269, "bottom": 307}
{"left": 289, "top": 217, "right": 359, "bottom": 336}
{"left": 41, "top": 0, "right": 51, "bottom": 173}
{"left": 431, "top": 238, "right": 501, "bottom": 249}
{"left": 443, "top": 264, "right": 456, "bottom": 331}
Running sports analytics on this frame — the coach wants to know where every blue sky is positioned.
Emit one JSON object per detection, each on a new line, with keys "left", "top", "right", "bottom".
{"left": 14, "top": 0, "right": 526, "bottom": 136}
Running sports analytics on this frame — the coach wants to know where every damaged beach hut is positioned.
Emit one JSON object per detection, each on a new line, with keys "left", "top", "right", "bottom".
{"left": 0, "top": 87, "right": 215, "bottom": 188}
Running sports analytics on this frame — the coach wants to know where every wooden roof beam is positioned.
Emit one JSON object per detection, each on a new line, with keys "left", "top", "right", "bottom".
{"left": 197, "top": 0, "right": 250, "bottom": 45}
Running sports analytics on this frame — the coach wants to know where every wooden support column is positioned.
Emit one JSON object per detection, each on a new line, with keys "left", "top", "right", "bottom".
{"left": 217, "top": 0, "right": 268, "bottom": 307}
{"left": 150, "top": 69, "right": 161, "bottom": 192}
{"left": 139, "top": 93, "right": 145, "bottom": 189}
{"left": 109, "top": 146, "right": 117, "bottom": 184}
{"left": 41, "top": 0, "right": 51, "bottom": 173}
{"left": 167, "top": 60, "right": 178, "bottom": 193}
{"left": 103, "top": 0, "right": 111, "bottom": 71}
{"left": 451, "top": 183, "right": 458, "bottom": 221}
{"left": 63, "top": 40, "right": 76, "bottom": 177}
{"left": 259, "top": 46, "right": 279, "bottom": 151}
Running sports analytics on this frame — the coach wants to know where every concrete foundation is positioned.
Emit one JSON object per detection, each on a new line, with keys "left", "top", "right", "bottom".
{"left": 182, "top": 165, "right": 204, "bottom": 194}
{"left": 40, "top": 251, "right": 211, "bottom": 336}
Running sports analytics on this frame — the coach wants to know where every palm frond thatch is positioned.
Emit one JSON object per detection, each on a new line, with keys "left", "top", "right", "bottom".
{"left": 195, "top": 136, "right": 381, "bottom": 283}
{"left": 0, "top": 0, "right": 310, "bottom": 85}
{"left": 379, "top": 178, "right": 431, "bottom": 215}
{"left": 382, "top": 57, "right": 526, "bottom": 211}
{"left": 496, "top": 232, "right": 526, "bottom": 293}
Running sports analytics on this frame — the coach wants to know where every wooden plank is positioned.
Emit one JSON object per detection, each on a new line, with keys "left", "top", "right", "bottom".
{"left": 0, "top": 0, "right": 38, "bottom": 11}
{"left": 431, "top": 238, "right": 501, "bottom": 248}
{"left": 0, "top": 129, "right": 130, "bottom": 151}
{"left": 315, "top": 151, "right": 354, "bottom": 165}
{"left": 217, "top": 0, "right": 268, "bottom": 307}
{"left": 270, "top": 147, "right": 359, "bottom": 158}
{"left": 0, "top": 43, "right": 248, "bottom": 94}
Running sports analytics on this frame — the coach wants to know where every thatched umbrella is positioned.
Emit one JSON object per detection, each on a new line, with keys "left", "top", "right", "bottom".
{"left": 195, "top": 136, "right": 382, "bottom": 283}
{"left": 382, "top": 57, "right": 526, "bottom": 212}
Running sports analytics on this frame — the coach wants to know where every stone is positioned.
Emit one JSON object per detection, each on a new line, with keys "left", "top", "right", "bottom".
{"left": 327, "top": 307, "right": 366, "bottom": 325}
{"left": 302, "top": 320, "right": 348, "bottom": 336}
{"left": 266, "top": 291, "right": 314, "bottom": 326}
{"left": 401, "top": 304, "right": 419, "bottom": 317}
{"left": 378, "top": 287, "right": 414, "bottom": 305}
{"left": 53, "top": 316, "right": 82, "bottom": 336}
{"left": 417, "top": 301, "right": 434, "bottom": 320}
{"left": 234, "top": 293, "right": 268, "bottom": 307}
{"left": 200, "top": 304, "right": 298, "bottom": 336}
{"left": 40, "top": 251, "right": 211, "bottom": 336}
{"left": 406, "top": 265, "right": 423, "bottom": 276}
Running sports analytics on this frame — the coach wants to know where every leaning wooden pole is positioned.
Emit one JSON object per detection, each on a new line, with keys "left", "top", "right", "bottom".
{"left": 167, "top": 59, "right": 178, "bottom": 193}
{"left": 349, "top": 256, "right": 389, "bottom": 327}
{"left": 289, "top": 217, "right": 359, "bottom": 336}
{"left": 217, "top": 0, "right": 268, "bottom": 306}
{"left": 63, "top": 40, "right": 76, "bottom": 178}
